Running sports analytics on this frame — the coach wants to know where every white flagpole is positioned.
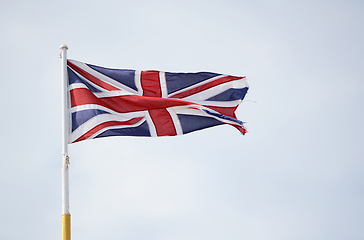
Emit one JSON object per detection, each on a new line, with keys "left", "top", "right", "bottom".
{"left": 60, "top": 44, "right": 71, "bottom": 240}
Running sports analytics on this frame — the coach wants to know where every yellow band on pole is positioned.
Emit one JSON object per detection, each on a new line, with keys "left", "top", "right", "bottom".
{"left": 61, "top": 213, "right": 71, "bottom": 240}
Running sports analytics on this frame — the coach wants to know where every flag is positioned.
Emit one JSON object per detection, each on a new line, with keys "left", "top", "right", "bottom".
{"left": 67, "top": 59, "right": 249, "bottom": 143}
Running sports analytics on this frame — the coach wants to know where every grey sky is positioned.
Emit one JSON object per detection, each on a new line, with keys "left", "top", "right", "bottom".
{"left": 0, "top": 0, "right": 363, "bottom": 239}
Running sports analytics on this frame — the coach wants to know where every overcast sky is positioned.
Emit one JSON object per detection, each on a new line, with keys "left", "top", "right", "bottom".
{"left": 1, "top": 0, "right": 363, "bottom": 239}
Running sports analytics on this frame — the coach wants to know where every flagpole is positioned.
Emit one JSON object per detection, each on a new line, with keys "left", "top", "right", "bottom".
{"left": 60, "top": 44, "right": 71, "bottom": 240}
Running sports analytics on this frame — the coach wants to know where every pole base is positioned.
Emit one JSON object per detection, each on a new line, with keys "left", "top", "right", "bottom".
{"left": 61, "top": 213, "right": 71, "bottom": 240}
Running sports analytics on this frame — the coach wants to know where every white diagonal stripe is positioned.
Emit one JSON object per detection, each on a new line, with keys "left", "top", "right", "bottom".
{"left": 69, "top": 68, "right": 106, "bottom": 92}
{"left": 180, "top": 79, "right": 248, "bottom": 101}
{"left": 185, "top": 99, "right": 242, "bottom": 107}
{"left": 69, "top": 59, "right": 138, "bottom": 94}
{"left": 88, "top": 119, "right": 146, "bottom": 141}
{"left": 69, "top": 113, "right": 145, "bottom": 143}
{"left": 168, "top": 74, "right": 227, "bottom": 98}
{"left": 171, "top": 105, "right": 243, "bottom": 126}
{"left": 69, "top": 82, "right": 136, "bottom": 98}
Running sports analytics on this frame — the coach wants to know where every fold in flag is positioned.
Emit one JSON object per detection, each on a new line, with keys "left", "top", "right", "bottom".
{"left": 67, "top": 59, "right": 249, "bottom": 143}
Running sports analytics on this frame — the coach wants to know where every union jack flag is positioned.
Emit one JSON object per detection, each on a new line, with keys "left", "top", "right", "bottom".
{"left": 67, "top": 59, "right": 249, "bottom": 144}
